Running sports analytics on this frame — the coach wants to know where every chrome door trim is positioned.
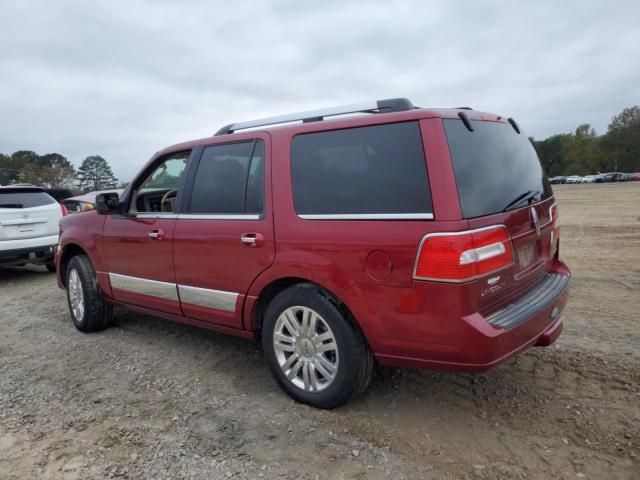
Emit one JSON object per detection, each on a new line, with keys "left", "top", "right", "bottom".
{"left": 177, "top": 214, "right": 261, "bottom": 220}
{"left": 178, "top": 284, "right": 238, "bottom": 312}
{"left": 134, "top": 213, "right": 179, "bottom": 219}
{"left": 108, "top": 273, "right": 179, "bottom": 301}
{"left": 298, "top": 213, "right": 434, "bottom": 220}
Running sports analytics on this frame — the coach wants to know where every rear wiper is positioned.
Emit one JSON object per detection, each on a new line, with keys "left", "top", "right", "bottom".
{"left": 0, "top": 203, "right": 24, "bottom": 208}
{"left": 502, "top": 190, "right": 540, "bottom": 212}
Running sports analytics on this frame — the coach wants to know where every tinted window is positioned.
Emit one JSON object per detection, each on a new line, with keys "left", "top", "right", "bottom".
{"left": 0, "top": 190, "right": 57, "bottom": 208}
{"left": 444, "top": 119, "right": 553, "bottom": 219}
{"left": 291, "top": 122, "right": 432, "bottom": 215}
{"left": 190, "top": 141, "right": 264, "bottom": 214}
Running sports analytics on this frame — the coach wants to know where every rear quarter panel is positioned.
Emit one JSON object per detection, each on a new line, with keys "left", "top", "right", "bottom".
{"left": 248, "top": 117, "right": 470, "bottom": 354}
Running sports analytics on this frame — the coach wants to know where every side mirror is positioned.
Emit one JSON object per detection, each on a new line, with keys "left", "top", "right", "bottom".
{"left": 95, "top": 192, "right": 120, "bottom": 214}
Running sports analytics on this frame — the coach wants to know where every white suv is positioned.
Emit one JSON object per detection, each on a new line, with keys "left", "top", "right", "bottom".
{"left": 0, "top": 186, "right": 66, "bottom": 271}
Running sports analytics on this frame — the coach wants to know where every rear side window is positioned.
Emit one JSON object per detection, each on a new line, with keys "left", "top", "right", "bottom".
{"left": 0, "top": 190, "right": 57, "bottom": 208}
{"left": 444, "top": 119, "right": 553, "bottom": 218}
{"left": 291, "top": 122, "right": 432, "bottom": 217}
{"left": 189, "top": 140, "right": 264, "bottom": 214}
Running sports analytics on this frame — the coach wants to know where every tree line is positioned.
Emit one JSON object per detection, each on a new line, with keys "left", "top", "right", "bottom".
{"left": 530, "top": 106, "right": 640, "bottom": 176}
{"left": 0, "top": 151, "right": 119, "bottom": 192}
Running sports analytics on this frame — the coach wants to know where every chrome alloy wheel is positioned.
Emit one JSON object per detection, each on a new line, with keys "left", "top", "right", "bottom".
{"left": 68, "top": 269, "right": 85, "bottom": 322}
{"left": 273, "top": 306, "right": 339, "bottom": 392}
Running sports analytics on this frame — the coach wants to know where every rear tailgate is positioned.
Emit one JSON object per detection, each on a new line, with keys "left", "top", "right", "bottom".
{"left": 467, "top": 199, "right": 556, "bottom": 315}
{"left": 443, "top": 116, "right": 558, "bottom": 315}
{"left": 0, "top": 189, "right": 62, "bottom": 243}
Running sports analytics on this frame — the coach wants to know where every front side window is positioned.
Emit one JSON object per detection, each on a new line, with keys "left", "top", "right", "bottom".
{"left": 189, "top": 140, "right": 264, "bottom": 215}
{"left": 291, "top": 122, "right": 432, "bottom": 217}
{"left": 132, "top": 151, "right": 190, "bottom": 213}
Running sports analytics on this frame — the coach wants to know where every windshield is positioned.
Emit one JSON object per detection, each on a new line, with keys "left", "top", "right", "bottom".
{"left": 444, "top": 119, "right": 552, "bottom": 218}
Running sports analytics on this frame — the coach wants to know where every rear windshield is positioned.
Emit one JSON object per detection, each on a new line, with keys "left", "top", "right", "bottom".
{"left": 0, "top": 190, "right": 57, "bottom": 208}
{"left": 444, "top": 119, "right": 552, "bottom": 218}
{"left": 291, "top": 122, "right": 432, "bottom": 216}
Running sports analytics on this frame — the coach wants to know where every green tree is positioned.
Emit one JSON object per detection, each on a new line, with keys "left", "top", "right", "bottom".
{"left": 561, "top": 124, "right": 602, "bottom": 175}
{"left": 0, "top": 151, "right": 38, "bottom": 185}
{"left": 77, "top": 156, "right": 118, "bottom": 192}
{"left": 19, "top": 152, "right": 77, "bottom": 188}
{"left": 602, "top": 106, "right": 640, "bottom": 172}
{"left": 531, "top": 134, "right": 569, "bottom": 176}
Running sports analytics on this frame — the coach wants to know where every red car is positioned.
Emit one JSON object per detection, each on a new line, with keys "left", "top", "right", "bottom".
{"left": 55, "top": 98, "right": 570, "bottom": 408}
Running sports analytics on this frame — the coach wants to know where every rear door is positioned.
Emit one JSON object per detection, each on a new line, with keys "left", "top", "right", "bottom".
{"left": 443, "top": 118, "right": 556, "bottom": 313}
{"left": 0, "top": 188, "right": 61, "bottom": 243}
{"left": 173, "top": 135, "right": 275, "bottom": 329}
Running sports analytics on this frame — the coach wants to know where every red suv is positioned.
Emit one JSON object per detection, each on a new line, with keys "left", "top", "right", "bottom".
{"left": 56, "top": 98, "right": 570, "bottom": 408}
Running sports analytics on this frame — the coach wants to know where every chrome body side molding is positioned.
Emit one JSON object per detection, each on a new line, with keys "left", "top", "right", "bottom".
{"left": 108, "top": 273, "right": 179, "bottom": 301}
{"left": 178, "top": 285, "right": 238, "bottom": 312}
{"left": 108, "top": 272, "right": 238, "bottom": 313}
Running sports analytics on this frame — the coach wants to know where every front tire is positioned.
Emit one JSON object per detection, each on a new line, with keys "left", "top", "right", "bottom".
{"left": 66, "top": 255, "right": 113, "bottom": 333}
{"left": 262, "top": 284, "right": 373, "bottom": 409}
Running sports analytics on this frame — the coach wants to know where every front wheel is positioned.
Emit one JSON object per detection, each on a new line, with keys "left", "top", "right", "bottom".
{"left": 262, "top": 284, "right": 373, "bottom": 409}
{"left": 66, "top": 255, "right": 113, "bottom": 333}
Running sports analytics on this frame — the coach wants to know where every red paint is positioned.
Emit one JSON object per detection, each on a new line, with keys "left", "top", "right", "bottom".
{"left": 56, "top": 106, "right": 570, "bottom": 373}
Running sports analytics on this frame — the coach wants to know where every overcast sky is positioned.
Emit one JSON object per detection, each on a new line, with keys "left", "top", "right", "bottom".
{"left": 1, "top": 0, "right": 639, "bottom": 182}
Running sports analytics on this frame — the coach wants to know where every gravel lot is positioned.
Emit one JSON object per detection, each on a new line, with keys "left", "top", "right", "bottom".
{"left": 1, "top": 183, "right": 639, "bottom": 479}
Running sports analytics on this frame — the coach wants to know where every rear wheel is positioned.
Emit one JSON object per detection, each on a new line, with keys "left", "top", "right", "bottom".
{"left": 66, "top": 255, "right": 113, "bottom": 332}
{"left": 262, "top": 284, "right": 373, "bottom": 409}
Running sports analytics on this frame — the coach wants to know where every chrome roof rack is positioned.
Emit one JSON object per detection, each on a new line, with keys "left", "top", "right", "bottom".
{"left": 214, "top": 97, "right": 415, "bottom": 135}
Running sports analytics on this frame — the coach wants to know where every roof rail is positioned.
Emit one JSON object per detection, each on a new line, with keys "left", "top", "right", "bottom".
{"left": 214, "top": 97, "right": 415, "bottom": 136}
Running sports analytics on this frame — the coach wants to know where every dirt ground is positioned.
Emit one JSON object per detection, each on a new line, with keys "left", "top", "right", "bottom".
{"left": 1, "top": 183, "right": 638, "bottom": 480}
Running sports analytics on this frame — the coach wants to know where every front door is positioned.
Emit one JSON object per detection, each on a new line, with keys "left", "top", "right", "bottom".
{"left": 102, "top": 151, "right": 191, "bottom": 315}
{"left": 173, "top": 136, "right": 275, "bottom": 329}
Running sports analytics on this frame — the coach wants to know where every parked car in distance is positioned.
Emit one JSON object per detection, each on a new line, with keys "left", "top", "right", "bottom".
{"left": 549, "top": 176, "right": 566, "bottom": 184}
{"left": 613, "top": 172, "right": 632, "bottom": 182}
{"left": 565, "top": 175, "right": 581, "bottom": 184}
{"left": 62, "top": 189, "right": 124, "bottom": 214}
{"left": 44, "top": 188, "right": 74, "bottom": 203}
{"left": 1, "top": 185, "right": 67, "bottom": 271}
{"left": 55, "top": 98, "right": 571, "bottom": 408}
{"left": 580, "top": 175, "right": 595, "bottom": 183}
{"left": 630, "top": 173, "right": 640, "bottom": 181}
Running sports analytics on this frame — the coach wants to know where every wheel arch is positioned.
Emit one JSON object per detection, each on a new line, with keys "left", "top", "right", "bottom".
{"left": 59, "top": 243, "right": 90, "bottom": 287}
{"left": 249, "top": 276, "right": 372, "bottom": 351}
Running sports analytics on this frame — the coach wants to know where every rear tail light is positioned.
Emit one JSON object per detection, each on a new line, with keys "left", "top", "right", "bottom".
{"left": 60, "top": 203, "right": 68, "bottom": 217}
{"left": 549, "top": 203, "right": 558, "bottom": 226}
{"left": 549, "top": 203, "right": 559, "bottom": 257}
{"left": 414, "top": 225, "right": 513, "bottom": 282}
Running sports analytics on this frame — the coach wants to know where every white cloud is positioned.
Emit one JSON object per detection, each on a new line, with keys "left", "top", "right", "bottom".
{"left": 1, "top": 0, "right": 639, "bottom": 181}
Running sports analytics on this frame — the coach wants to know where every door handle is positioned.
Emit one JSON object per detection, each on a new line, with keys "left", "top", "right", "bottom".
{"left": 240, "top": 232, "right": 264, "bottom": 247}
{"left": 148, "top": 229, "right": 165, "bottom": 240}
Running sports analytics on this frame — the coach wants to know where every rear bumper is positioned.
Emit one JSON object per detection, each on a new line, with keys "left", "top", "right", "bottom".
{"left": 374, "top": 260, "right": 571, "bottom": 371}
{"left": 0, "top": 242, "right": 57, "bottom": 266}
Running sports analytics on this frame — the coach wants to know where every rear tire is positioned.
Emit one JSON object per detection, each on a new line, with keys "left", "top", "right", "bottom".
{"left": 262, "top": 284, "right": 373, "bottom": 409}
{"left": 66, "top": 255, "right": 113, "bottom": 333}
